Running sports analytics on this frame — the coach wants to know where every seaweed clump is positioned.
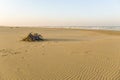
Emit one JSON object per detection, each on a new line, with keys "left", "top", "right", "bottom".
{"left": 22, "top": 33, "right": 44, "bottom": 42}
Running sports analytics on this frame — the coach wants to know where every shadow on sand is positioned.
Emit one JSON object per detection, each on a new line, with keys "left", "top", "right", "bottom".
{"left": 44, "top": 38, "right": 82, "bottom": 42}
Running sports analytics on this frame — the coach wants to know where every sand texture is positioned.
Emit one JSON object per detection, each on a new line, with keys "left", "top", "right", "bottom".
{"left": 0, "top": 27, "right": 120, "bottom": 80}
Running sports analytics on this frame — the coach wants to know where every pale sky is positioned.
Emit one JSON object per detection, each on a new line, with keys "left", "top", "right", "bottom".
{"left": 0, "top": 0, "right": 120, "bottom": 26}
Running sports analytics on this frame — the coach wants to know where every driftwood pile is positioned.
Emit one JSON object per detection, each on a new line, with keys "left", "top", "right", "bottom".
{"left": 22, "top": 33, "right": 44, "bottom": 42}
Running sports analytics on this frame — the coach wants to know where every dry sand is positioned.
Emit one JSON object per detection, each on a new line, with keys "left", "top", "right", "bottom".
{"left": 0, "top": 27, "right": 120, "bottom": 80}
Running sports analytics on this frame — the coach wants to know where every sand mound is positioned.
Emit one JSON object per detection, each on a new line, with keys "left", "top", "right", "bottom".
{"left": 22, "top": 32, "right": 44, "bottom": 42}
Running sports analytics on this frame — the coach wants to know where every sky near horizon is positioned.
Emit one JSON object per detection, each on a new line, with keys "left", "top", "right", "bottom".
{"left": 0, "top": 0, "right": 120, "bottom": 26}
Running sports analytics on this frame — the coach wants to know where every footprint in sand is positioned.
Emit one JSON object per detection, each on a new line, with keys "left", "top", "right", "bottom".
{"left": 21, "top": 57, "right": 25, "bottom": 59}
{"left": 84, "top": 50, "right": 92, "bottom": 54}
{"left": 0, "top": 49, "right": 21, "bottom": 57}
{"left": 42, "top": 53, "right": 45, "bottom": 55}
{"left": 25, "top": 50, "right": 28, "bottom": 52}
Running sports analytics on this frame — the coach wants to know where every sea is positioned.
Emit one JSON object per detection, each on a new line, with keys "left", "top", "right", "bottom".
{"left": 2, "top": 26, "right": 120, "bottom": 31}
{"left": 45, "top": 26, "right": 120, "bottom": 31}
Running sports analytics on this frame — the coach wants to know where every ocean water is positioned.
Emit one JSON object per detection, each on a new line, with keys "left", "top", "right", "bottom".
{"left": 70, "top": 26, "right": 120, "bottom": 31}
{"left": 47, "top": 26, "right": 120, "bottom": 31}
{"left": 2, "top": 26, "right": 120, "bottom": 31}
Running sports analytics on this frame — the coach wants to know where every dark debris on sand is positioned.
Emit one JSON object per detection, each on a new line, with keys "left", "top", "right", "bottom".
{"left": 22, "top": 32, "right": 44, "bottom": 42}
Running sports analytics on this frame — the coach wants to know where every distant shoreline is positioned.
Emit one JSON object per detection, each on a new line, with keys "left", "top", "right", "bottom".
{"left": 1, "top": 26, "right": 120, "bottom": 31}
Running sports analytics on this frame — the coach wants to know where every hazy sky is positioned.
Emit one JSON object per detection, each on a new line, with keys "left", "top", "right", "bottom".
{"left": 0, "top": 0, "right": 120, "bottom": 26}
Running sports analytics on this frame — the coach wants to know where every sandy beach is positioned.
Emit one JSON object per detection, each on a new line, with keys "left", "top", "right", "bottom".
{"left": 0, "top": 27, "right": 120, "bottom": 80}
